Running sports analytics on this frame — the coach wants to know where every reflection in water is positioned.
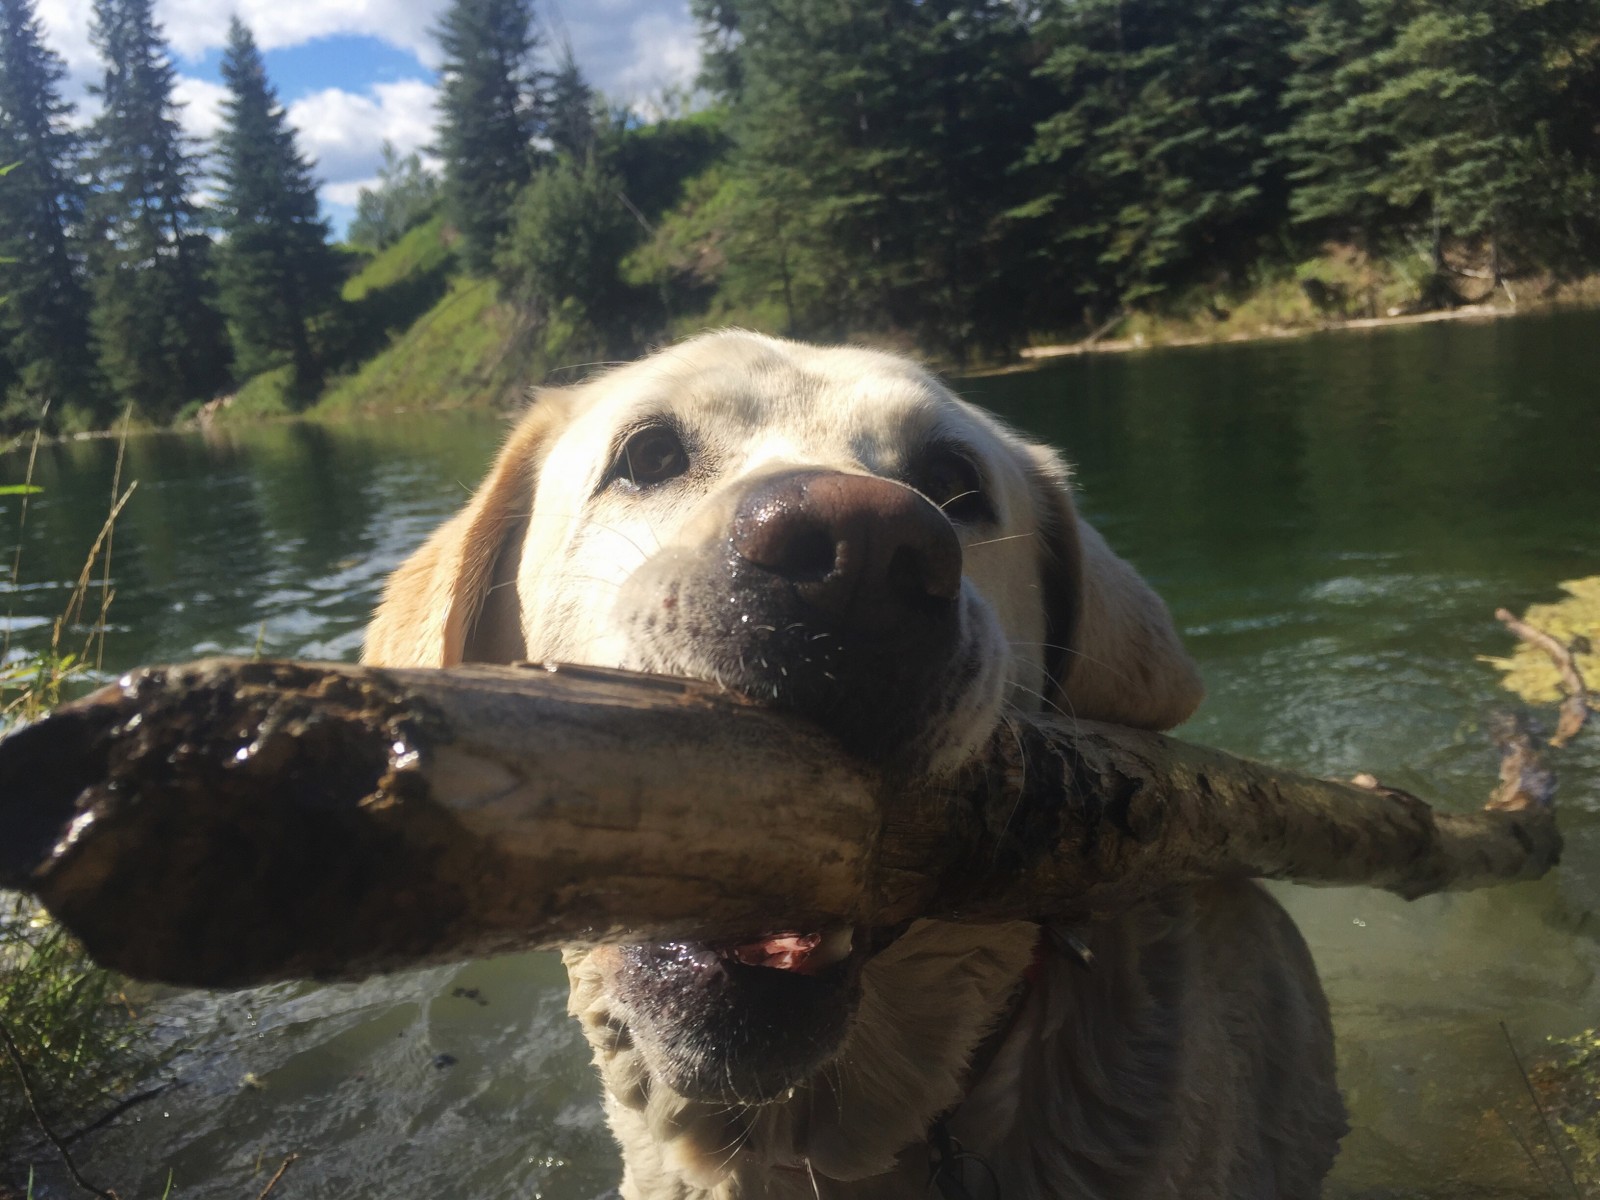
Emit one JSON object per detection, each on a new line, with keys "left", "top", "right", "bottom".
{"left": 3, "top": 312, "right": 1599, "bottom": 1198}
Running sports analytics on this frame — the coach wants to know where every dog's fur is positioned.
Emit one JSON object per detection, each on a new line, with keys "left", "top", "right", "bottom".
{"left": 364, "top": 331, "right": 1346, "bottom": 1200}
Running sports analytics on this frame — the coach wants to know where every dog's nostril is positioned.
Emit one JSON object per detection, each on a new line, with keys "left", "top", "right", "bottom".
{"left": 781, "top": 526, "right": 838, "bottom": 583}
{"left": 883, "top": 544, "right": 953, "bottom": 604}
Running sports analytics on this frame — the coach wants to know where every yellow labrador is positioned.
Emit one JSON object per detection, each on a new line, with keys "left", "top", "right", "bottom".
{"left": 365, "top": 331, "right": 1346, "bottom": 1200}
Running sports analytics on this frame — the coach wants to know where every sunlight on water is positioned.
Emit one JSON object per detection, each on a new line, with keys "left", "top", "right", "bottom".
{"left": 3, "top": 312, "right": 1598, "bottom": 1197}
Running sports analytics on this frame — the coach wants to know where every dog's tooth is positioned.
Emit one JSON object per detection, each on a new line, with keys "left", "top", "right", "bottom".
{"left": 816, "top": 927, "right": 854, "bottom": 967}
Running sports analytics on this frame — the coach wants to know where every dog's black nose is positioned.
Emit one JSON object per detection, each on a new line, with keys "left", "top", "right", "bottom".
{"left": 731, "top": 471, "right": 962, "bottom": 633}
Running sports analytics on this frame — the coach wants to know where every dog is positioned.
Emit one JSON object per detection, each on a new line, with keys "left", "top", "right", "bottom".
{"left": 364, "top": 330, "right": 1347, "bottom": 1199}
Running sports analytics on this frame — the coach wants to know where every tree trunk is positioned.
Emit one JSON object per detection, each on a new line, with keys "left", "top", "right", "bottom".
{"left": 0, "top": 658, "right": 1561, "bottom": 990}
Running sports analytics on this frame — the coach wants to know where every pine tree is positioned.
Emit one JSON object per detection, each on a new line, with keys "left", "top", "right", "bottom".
{"left": 213, "top": 17, "right": 340, "bottom": 399}
{"left": 85, "top": 0, "right": 230, "bottom": 420}
{"left": 0, "top": 0, "right": 103, "bottom": 426}
{"left": 1275, "top": 0, "right": 1399, "bottom": 241}
{"left": 1279, "top": 0, "right": 1600, "bottom": 275}
{"left": 1024, "top": 0, "right": 1297, "bottom": 312}
{"left": 692, "top": 0, "right": 1041, "bottom": 355}
{"left": 432, "top": 0, "right": 545, "bottom": 274}
{"left": 546, "top": 39, "right": 595, "bottom": 160}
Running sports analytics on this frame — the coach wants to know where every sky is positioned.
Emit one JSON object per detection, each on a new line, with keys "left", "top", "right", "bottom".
{"left": 34, "top": 0, "right": 703, "bottom": 232}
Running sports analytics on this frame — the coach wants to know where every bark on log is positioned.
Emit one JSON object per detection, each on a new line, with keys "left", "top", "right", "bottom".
{"left": 0, "top": 658, "right": 1562, "bottom": 989}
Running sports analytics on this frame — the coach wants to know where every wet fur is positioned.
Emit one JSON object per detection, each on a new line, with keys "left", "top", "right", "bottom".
{"left": 365, "top": 331, "right": 1346, "bottom": 1199}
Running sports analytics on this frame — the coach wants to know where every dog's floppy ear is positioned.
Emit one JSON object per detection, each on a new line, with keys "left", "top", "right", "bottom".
{"left": 363, "top": 393, "right": 571, "bottom": 668}
{"left": 1027, "top": 446, "right": 1205, "bottom": 730}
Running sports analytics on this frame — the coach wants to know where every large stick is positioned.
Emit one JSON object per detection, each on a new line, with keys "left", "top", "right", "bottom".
{"left": 0, "top": 658, "right": 1561, "bottom": 989}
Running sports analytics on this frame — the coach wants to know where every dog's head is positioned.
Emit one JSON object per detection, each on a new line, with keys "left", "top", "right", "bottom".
{"left": 365, "top": 331, "right": 1203, "bottom": 1179}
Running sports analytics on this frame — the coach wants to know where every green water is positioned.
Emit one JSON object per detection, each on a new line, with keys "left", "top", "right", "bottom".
{"left": 4, "top": 312, "right": 1599, "bottom": 1198}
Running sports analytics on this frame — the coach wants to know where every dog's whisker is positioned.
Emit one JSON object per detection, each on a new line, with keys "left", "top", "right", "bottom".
{"left": 938, "top": 488, "right": 981, "bottom": 512}
{"left": 1007, "top": 639, "right": 1145, "bottom": 689}
{"left": 1005, "top": 678, "right": 1081, "bottom": 730}
{"left": 965, "top": 531, "right": 1037, "bottom": 549}
{"left": 986, "top": 713, "right": 1030, "bottom": 861}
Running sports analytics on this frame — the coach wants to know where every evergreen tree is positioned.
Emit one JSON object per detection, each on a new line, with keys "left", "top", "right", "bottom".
{"left": 213, "top": 17, "right": 340, "bottom": 398}
{"left": 1280, "top": 0, "right": 1600, "bottom": 275}
{"left": 432, "top": 0, "right": 545, "bottom": 274}
{"left": 0, "top": 0, "right": 103, "bottom": 426}
{"left": 691, "top": 0, "right": 1041, "bottom": 356}
{"left": 497, "top": 152, "right": 641, "bottom": 350}
{"left": 85, "top": 0, "right": 229, "bottom": 420}
{"left": 1024, "top": 0, "right": 1297, "bottom": 312}
{"left": 546, "top": 39, "right": 595, "bottom": 160}
{"left": 1275, "top": 0, "right": 1399, "bottom": 241}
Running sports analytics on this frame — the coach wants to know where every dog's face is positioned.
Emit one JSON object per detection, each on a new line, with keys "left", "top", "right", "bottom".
{"left": 365, "top": 331, "right": 1204, "bottom": 1180}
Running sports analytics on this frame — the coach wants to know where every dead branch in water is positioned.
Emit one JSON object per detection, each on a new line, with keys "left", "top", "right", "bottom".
{"left": 1496, "top": 607, "right": 1591, "bottom": 748}
{"left": 0, "top": 657, "right": 1562, "bottom": 990}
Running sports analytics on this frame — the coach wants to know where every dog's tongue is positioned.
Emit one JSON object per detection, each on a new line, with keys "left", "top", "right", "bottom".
{"left": 721, "top": 929, "right": 852, "bottom": 975}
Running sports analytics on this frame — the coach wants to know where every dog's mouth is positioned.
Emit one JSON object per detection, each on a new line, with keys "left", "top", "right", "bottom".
{"left": 615, "top": 924, "right": 876, "bottom": 1104}
{"left": 701, "top": 927, "right": 857, "bottom": 975}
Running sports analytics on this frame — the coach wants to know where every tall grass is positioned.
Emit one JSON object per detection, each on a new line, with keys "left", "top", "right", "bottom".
{"left": 0, "top": 415, "right": 149, "bottom": 1161}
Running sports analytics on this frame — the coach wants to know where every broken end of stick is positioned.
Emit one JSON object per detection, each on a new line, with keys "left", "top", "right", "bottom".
{"left": 0, "top": 659, "right": 506, "bottom": 987}
{"left": 0, "top": 697, "right": 121, "bottom": 891}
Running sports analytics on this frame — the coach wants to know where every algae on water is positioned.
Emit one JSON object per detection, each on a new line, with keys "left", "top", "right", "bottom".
{"left": 1483, "top": 577, "right": 1600, "bottom": 707}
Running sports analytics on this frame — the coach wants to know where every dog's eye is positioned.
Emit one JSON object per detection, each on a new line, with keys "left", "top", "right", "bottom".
{"left": 912, "top": 446, "right": 994, "bottom": 524}
{"left": 613, "top": 425, "right": 689, "bottom": 489}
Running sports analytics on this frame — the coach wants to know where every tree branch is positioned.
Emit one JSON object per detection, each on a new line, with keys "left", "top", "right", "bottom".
{"left": 0, "top": 657, "right": 1563, "bottom": 990}
{"left": 1496, "top": 607, "right": 1590, "bottom": 748}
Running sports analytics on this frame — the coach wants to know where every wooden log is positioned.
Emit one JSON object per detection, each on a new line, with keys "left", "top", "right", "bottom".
{"left": 0, "top": 658, "right": 1562, "bottom": 989}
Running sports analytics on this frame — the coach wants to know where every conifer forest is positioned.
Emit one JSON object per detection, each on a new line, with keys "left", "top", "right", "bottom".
{"left": 2, "top": 0, "right": 1600, "bottom": 432}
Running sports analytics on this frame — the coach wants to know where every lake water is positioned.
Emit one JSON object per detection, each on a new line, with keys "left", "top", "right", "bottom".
{"left": 4, "top": 312, "right": 1599, "bottom": 1198}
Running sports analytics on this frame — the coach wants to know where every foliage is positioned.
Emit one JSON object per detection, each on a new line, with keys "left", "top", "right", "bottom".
{"left": 690, "top": 0, "right": 1045, "bottom": 358}
{"left": 212, "top": 17, "right": 342, "bottom": 402}
{"left": 83, "top": 0, "right": 231, "bottom": 421}
{"left": 317, "top": 276, "right": 545, "bottom": 415}
{"left": 0, "top": 428, "right": 148, "bottom": 1156}
{"left": 0, "top": 0, "right": 103, "bottom": 431}
{"left": 347, "top": 142, "right": 443, "bottom": 252}
{"left": 1024, "top": 0, "right": 1297, "bottom": 314}
{"left": 433, "top": 0, "right": 546, "bottom": 275}
{"left": 322, "top": 214, "right": 457, "bottom": 370}
{"left": 497, "top": 153, "right": 643, "bottom": 353}
{"left": 0, "top": 894, "right": 142, "bottom": 1150}
{"left": 5, "top": 0, "right": 1600, "bottom": 428}
{"left": 1278, "top": 0, "right": 1600, "bottom": 274}
{"left": 546, "top": 40, "right": 597, "bottom": 160}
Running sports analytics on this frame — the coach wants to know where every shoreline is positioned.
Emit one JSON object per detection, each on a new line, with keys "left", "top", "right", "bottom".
{"left": 969, "top": 302, "right": 1518, "bottom": 377}
{"left": 11, "top": 297, "right": 1590, "bottom": 446}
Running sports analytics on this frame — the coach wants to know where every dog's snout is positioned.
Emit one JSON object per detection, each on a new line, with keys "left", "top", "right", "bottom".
{"left": 731, "top": 471, "right": 962, "bottom": 629}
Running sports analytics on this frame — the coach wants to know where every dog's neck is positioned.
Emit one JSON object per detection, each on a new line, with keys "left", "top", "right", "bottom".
{"left": 569, "top": 905, "right": 1196, "bottom": 1200}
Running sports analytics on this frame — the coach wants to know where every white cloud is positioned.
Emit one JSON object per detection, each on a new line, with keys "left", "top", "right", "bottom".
{"left": 289, "top": 78, "right": 438, "bottom": 191}
{"left": 32, "top": 0, "right": 701, "bottom": 222}
{"left": 173, "top": 76, "right": 230, "bottom": 142}
{"left": 167, "top": 0, "right": 445, "bottom": 65}
{"left": 558, "top": 2, "right": 700, "bottom": 110}
{"left": 323, "top": 176, "right": 379, "bottom": 208}
{"left": 38, "top": 0, "right": 444, "bottom": 78}
{"left": 38, "top": 0, "right": 697, "bottom": 97}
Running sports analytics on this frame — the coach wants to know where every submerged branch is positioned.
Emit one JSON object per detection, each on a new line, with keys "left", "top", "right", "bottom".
{"left": 0, "top": 658, "right": 1563, "bottom": 990}
{"left": 1496, "top": 607, "right": 1591, "bottom": 748}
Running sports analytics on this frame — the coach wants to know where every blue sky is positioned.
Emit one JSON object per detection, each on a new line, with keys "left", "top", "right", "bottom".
{"left": 36, "top": 0, "right": 702, "bottom": 231}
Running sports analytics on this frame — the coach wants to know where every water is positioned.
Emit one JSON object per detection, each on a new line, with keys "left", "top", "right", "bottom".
{"left": 4, "top": 311, "right": 1599, "bottom": 1198}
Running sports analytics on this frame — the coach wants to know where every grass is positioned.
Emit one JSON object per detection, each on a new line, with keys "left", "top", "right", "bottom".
{"left": 341, "top": 214, "right": 453, "bottom": 304}
{"left": 216, "top": 216, "right": 463, "bottom": 425}
{"left": 317, "top": 275, "right": 547, "bottom": 416}
{"left": 0, "top": 419, "right": 152, "bottom": 1183}
{"left": 1108, "top": 244, "right": 1451, "bottom": 349}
